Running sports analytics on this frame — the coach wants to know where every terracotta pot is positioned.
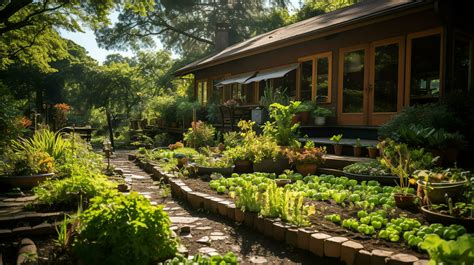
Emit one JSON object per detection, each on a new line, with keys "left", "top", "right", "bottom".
{"left": 291, "top": 114, "right": 301, "bottom": 125}
{"left": 295, "top": 163, "right": 317, "bottom": 176}
{"left": 0, "top": 173, "right": 54, "bottom": 190}
{"left": 314, "top": 116, "right": 326, "bottom": 126}
{"left": 333, "top": 144, "right": 343, "bottom": 156}
{"left": 367, "top": 147, "right": 378, "bottom": 158}
{"left": 234, "top": 160, "right": 253, "bottom": 173}
{"left": 417, "top": 180, "right": 466, "bottom": 204}
{"left": 353, "top": 146, "right": 362, "bottom": 157}
{"left": 176, "top": 157, "right": 188, "bottom": 166}
{"left": 394, "top": 193, "right": 417, "bottom": 210}
{"left": 299, "top": 111, "right": 310, "bottom": 125}
{"left": 253, "top": 158, "right": 290, "bottom": 174}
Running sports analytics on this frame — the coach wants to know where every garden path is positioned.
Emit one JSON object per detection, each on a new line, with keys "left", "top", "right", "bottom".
{"left": 110, "top": 151, "right": 340, "bottom": 264}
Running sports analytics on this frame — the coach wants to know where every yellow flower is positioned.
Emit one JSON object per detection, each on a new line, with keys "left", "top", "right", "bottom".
{"left": 409, "top": 178, "right": 416, "bottom": 185}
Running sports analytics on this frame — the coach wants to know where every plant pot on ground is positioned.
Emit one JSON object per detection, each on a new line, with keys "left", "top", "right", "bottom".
{"left": 421, "top": 206, "right": 474, "bottom": 229}
{"left": 394, "top": 193, "right": 418, "bottom": 210}
{"left": 330, "top": 134, "right": 343, "bottom": 156}
{"left": 353, "top": 138, "right": 362, "bottom": 157}
{"left": 414, "top": 168, "right": 469, "bottom": 204}
{"left": 253, "top": 158, "right": 290, "bottom": 174}
{"left": 234, "top": 160, "right": 253, "bottom": 173}
{"left": 0, "top": 173, "right": 54, "bottom": 190}
{"left": 312, "top": 106, "right": 333, "bottom": 126}
{"left": 367, "top": 146, "right": 378, "bottom": 158}
{"left": 295, "top": 101, "right": 313, "bottom": 125}
{"left": 286, "top": 143, "right": 326, "bottom": 176}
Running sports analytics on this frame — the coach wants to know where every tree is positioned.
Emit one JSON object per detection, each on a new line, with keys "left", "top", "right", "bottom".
{"left": 96, "top": 0, "right": 291, "bottom": 59}
{"left": 292, "top": 0, "right": 358, "bottom": 22}
{"left": 0, "top": 0, "right": 154, "bottom": 72}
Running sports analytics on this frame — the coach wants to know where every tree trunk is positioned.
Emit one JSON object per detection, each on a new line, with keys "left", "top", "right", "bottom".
{"left": 106, "top": 108, "right": 115, "bottom": 149}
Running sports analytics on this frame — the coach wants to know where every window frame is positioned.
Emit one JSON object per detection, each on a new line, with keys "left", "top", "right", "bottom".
{"left": 297, "top": 51, "right": 332, "bottom": 103}
{"left": 196, "top": 79, "right": 209, "bottom": 105}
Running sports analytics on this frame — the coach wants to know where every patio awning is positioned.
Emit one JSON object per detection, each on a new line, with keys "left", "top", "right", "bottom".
{"left": 244, "top": 64, "right": 299, "bottom": 84}
{"left": 216, "top": 72, "right": 256, "bottom": 86}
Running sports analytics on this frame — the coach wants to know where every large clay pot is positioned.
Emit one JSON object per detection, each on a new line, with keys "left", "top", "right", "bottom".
{"left": 295, "top": 163, "right": 317, "bottom": 176}
{"left": 0, "top": 173, "right": 54, "bottom": 190}
{"left": 417, "top": 180, "right": 466, "bottom": 204}
{"left": 253, "top": 158, "right": 290, "bottom": 174}
{"left": 234, "top": 160, "right": 253, "bottom": 173}
{"left": 394, "top": 193, "right": 418, "bottom": 210}
{"left": 421, "top": 206, "right": 474, "bottom": 230}
{"left": 333, "top": 144, "right": 343, "bottom": 156}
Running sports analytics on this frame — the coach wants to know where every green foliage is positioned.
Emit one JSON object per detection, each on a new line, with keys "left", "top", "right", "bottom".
{"left": 235, "top": 182, "right": 262, "bottom": 213}
{"left": 223, "top": 131, "right": 241, "bottom": 149}
{"left": 420, "top": 234, "right": 474, "bottom": 265}
{"left": 379, "top": 104, "right": 461, "bottom": 138}
{"left": 0, "top": 84, "right": 26, "bottom": 151}
{"left": 250, "top": 135, "right": 282, "bottom": 163}
{"left": 265, "top": 101, "right": 301, "bottom": 146}
{"left": 33, "top": 170, "right": 115, "bottom": 209}
{"left": 312, "top": 106, "right": 333, "bottom": 117}
{"left": 163, "top": 252, "right": 237, "bottom": 265}
{"left": 343, "top": 161, "right": 392, "bottom": 176}
{"left": 74, "top": 192, "right": 178, "bottom": 265}
{"left": 286, "top": 147, "right": 326, "bottom": 165}
{"left": 1, "top": 149, "right": 54, "bottom": 176}
{"left": 292, "top": 0, "right": 357, "bottom": 22}
{"left": 330, "top": 134, "right": 343, "bottom": 144}
{"left": 11, "top": 129, "right": 70, "bottom": 162}
{"left": 183, "top": 121, "right": 216, "bottom": 148}
{"left": 259, "top": 84, "right": 290, "bottom": 108}
{"left": 393, "top": 124, "right": 466, "bottom": 150}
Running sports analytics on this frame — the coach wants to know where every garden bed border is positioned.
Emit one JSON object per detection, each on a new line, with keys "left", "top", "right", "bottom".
{"left": 129, "top": 154, "right": 429, "bottom": 265}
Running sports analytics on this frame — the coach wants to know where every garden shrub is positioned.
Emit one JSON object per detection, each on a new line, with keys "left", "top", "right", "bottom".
{"left": 183, "top": 121, "right": 216, "bottom": 148}
{"left": 73, "top": 192, "right": 177, "bottom": 265}
{"left": 379, "top": 104, "right": 461, "bottom": 138}
{"left": 33, "top": 168, "right": 115, "bottom": 209}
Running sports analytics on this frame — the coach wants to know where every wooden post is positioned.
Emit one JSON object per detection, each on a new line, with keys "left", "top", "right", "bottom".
{"left": 106, "top": 108, "right": 115, "bottom": 149}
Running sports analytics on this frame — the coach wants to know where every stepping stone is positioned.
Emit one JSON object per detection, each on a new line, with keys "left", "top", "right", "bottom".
{"left": 130, "top": 174, "right": 147, "bottom": 179}
{"left": 197, "top": 236, "right": 211, "bottom": 245}
{"left": 248, "top": 256, "right": 268, "bottom": 264}
{"left": 210, "top": 232, "right": 224, "bottom": 236}
{"left": 198, "top": 247, "right": 217, "bottom": 255}
{"left": 169, "top": 216, "right": 199, "bottom": 224}
{"left": 210, "top": 235, "right": 228, "bottom": 241}
{"left": 195, "top": 226, "right": 212, "bottom": 231}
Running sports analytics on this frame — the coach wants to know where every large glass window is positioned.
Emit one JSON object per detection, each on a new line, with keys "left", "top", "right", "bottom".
{"left": 373, "top": 43, "right": 399, "bottom": 112}
{"left": 409, "top": 34, "right": 441, "bottom": 105}
{"left": 316, "top": 56, "right": 330, "bottom": 103}
{"left": 342, "top": 50, "right": 365, "bottom": 113}
{"left": 300, "top": 60, "right": 313, "bottom": 101}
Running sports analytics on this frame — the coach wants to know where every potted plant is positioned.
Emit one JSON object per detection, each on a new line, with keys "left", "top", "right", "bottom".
{"left": 193, "top": 153, "right": 234, "bottom": 177}
{"left": 367, "top": 145, "right": 378, "bottom": 159}
{"left": 265, "top": 102, "right": 301, "bottom": 147}
{"left": 353, "top": 138, "right": 362, "bottom": 157}
{"left": 286, "top": 141, "right": 326, "bottom": 176}
{"left": 342, "top": 160, "right": 398, "bottom": 185}
{"left": 379, "top": 139, "right": 435, "bottom": 210}
{"left": 312, "top": 106, "right": 332, "bottom": 126}
{"left": 414, "top": 168, "right": 469, "bottom": 204}
{"left": 0, "top": 150, "right": 55, "bottom": 190}
{"left": 329, "top": 134, "right": 343, "bottom": 156}
{"left": 174, "top": 153, "right": 188, "bottom": 167}
{"left": 183, "top": 121, "right": 216, "bottom": 148}
{"left": 295, "top": 101, "right": 313, "bottom": 125}
{"left": 252, "top": 136, "right": 289, "bottom": 174}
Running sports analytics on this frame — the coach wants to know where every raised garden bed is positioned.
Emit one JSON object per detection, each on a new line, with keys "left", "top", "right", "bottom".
{"left": 133, "top": 155, "right": 432, "bottom": 265}
{"left": 343, "top": 172, "right": 398, "bottom": 186}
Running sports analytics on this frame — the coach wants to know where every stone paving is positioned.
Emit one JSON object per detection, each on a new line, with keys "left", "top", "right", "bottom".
{"left": 110, "top": 151, "right": 332, "bottom": 264}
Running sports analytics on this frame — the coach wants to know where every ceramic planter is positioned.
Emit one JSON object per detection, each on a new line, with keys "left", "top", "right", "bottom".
{"left": 394, "top": 193, "right": 417, "bottom": 210}
{"left": 0, "top": 173, "right": 54, "bottom": 190}
{"left": 367, "top": 147, "right": 378, "bottom": 158}
{"left": 295, "top": 163, "right": 317, "bottom": 176}
{"left": 333, "top": 144, "right": 343, "bottom": 156}
{"left": 234, "top": 160, "right": 253, "bottom": 173}
{"left": 417, "top": 180, "right": 466, "bottom": 204}
{"left": 353, "top": 146, "right": 362, "bottom": 157}
{"left": 314, "top": 116, "right": 326, "bottom": 126}
{"left": 421, "top": 206, "right": 473, "bottom": 229}
{"left": 253, "top": 158, "right": 290, "bottom": 174}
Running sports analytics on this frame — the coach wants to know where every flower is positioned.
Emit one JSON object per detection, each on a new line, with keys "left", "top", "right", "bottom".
{"left": 19, "top": 117, "right": 32, "bottom": 128}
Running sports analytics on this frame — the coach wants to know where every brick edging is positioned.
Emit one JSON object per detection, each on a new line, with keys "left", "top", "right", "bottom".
{"left": 133, "top": 156, "right": 427, "bottom": 265}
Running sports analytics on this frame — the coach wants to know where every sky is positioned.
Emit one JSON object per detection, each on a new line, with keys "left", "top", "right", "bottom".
{"left": 59, "top": 1, "right": 302, "bottom": 64}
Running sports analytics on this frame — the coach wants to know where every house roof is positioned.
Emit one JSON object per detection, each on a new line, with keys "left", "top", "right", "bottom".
{"left": 176, "top": 0, "right": 427, "bottom": 76}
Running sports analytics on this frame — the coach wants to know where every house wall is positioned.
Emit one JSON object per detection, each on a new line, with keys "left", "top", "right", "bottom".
{"left": 193, "top": 8, "right": 445, "bottom": 124}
